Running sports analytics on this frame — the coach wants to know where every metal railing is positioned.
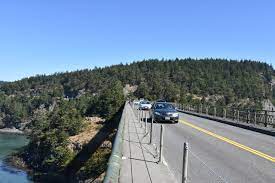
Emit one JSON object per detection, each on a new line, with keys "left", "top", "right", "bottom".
{"left": 103, "top": 102, "right": 127, "bottom": 183}
{"left": 175, "top": 103, "right": 275, "bottom": 128}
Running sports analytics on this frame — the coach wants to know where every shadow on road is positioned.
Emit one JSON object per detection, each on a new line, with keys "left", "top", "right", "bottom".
{"left": 154, "top": 121, "right": 178, "bottom": 125}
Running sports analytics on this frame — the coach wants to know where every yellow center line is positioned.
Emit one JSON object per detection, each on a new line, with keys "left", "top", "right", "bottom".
{"left": 179, "top": 119, "right": 275, "bottom": 163}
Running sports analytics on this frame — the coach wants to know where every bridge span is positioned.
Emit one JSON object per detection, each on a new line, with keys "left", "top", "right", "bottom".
{"left": 104, "top": 103, "right": 275, "bottom": 183}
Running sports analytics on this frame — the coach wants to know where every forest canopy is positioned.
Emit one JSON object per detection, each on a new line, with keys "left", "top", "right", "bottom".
{"left": 0, "top": 58, "right": 274, "bottom": 129}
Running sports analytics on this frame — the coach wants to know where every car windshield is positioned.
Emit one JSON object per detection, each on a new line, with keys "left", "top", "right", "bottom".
{"left": 141, "top": 101, "right": 150, "bottom": 104}
{"left": 155, "top": 103, "right": 175, "bottom": 110}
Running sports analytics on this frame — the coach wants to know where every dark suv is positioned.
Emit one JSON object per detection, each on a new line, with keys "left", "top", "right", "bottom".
{"left": 152, "top": 102, "right": 179, "bottom": 123}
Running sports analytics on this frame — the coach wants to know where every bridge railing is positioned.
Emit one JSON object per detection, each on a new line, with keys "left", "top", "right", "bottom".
{"left": 103, "top": 102, "right": 126, "bottom": 183}
{"left": 175, "top": 103, "right": 275, "bottom": 128}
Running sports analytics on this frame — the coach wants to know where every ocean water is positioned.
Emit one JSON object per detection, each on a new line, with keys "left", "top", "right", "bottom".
{"left": 0, "top": 133, "right": 31, "bottom": 183}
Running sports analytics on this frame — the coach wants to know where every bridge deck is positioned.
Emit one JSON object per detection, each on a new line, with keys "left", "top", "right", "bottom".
{"left": 156, "top": 112, "right": 275, "bottom": 183}
{"left": 120, "top": 104, "right": 176, "bottom": 183}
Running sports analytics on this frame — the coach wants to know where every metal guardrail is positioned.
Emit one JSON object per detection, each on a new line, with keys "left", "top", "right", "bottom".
{"left": 175, "top": 103, "right": 275, "bottom": 128}
{"left": 103, "top": 102, "right": 127, "bottom": 183}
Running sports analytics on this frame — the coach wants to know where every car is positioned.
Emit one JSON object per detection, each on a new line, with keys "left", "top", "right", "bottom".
{"left": 133, "top": 100, "right": 140, "bottom": 106}
{"left": 139, "top": 101, "right": 152, "bottom": 110}
{"left": 152, "top": 102, "right": 179, "bottom": 123}
{"left": 156, "top": 99, "right": 166, "bottom": 103}
{"left": 133, "top": 99, "right": 145, "bottom": 106}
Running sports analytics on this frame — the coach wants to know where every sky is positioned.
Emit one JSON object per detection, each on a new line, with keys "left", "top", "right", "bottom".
{"left": 0, "top": 0, "right": 274, "bottom": 81}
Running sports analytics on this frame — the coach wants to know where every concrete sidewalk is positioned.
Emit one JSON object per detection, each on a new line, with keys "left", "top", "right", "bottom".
{"left": 120, "top": 104, "right": 176, "bottom": 183}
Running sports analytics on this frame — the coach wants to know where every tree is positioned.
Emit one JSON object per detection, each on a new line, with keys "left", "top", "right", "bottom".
{"left": 134, "top": 82, "right": 150, "bottom": 99}
{"left": 94, "top": 80, "right": 125, "bottom": 119}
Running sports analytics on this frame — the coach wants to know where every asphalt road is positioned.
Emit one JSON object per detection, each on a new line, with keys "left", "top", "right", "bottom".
{"left": 151, "top": 112, "right": 275, "bottom": 183}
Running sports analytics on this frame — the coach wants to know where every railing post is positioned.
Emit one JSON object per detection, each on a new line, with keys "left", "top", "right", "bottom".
{"left": 233, "top": 109, "right": 236, "bottom": 121}
{"left": 260, "top": 113, "right": 263, "bottom": 124}
{"left": 158, "top": 125, "right": 164, "bottom": 163}
{"left": 237, "top": 110, "right": 240, "bottom": 122}
{"left": 247, "top": 111, "right": 251, "bottom": 123}
{"left": 182, "top": 142, "right": 189, "bottom": 183}
{"left": 200, "top": 104, "right": 203, "bottom": 113}
{"left": 150, "top": 114, "right": 154, "bottom": 144}
{"left": 254, "top": 112, "right": 257, "bottom": 125}
{"left": 223, "top": 108, "right": 227, "bottom": 118}
{"left": 141, "top": 110, "right": 142, "bottom": 122}
{"left": 138, "top": 110, "right": 141, "bottom": 127}
{"left": 145, "top": 112, "right": 148, "bottom": 134}
{"left": 141, "top": 110, "right": 143, "bottom": 128}
{"left": 246, "top": 110, "right": 248, "bottom": 123}
{"left": 264, "top": 111, "right": 268, "bottom": 127}
{"left": 205, "top": 106, "right": 208, "bottom": 115}
{"left": 214, "top": 107, "right": 216, "bottom": 117}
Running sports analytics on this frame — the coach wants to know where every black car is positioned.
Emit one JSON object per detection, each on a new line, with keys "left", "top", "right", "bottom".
{"left": 152, "top": 102, "right": 179, "bottom": 123}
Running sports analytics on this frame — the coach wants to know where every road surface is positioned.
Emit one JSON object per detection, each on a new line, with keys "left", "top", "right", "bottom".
{"left": 152, "top": 112, "right": 275, "bottom": 183}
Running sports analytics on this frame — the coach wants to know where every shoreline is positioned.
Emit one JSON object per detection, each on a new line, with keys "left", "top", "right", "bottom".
{"left": 4, "top": 155, "right": 68, "bottom": 183}
{"left": 0, "top": 133, "right": 32, "bottom": 182}
{"left": 0, "top": 128, "right": 25, "bottom": 135}
{"left": 4, "top": 154, "right": 31, "bottom": 173}
{"left": 3, "top": 154, "right": 37, "bottom": 182}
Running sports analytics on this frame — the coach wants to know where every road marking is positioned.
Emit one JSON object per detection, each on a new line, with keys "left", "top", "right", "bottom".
{"left": 179, "top": 119, "right": 275, "bottom": 163}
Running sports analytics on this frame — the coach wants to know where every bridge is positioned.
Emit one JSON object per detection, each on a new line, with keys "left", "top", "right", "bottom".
{"left": 104, "top": 102, "right": 275, "bottom": 183}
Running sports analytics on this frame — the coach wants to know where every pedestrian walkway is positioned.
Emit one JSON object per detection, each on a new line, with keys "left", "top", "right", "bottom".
{"left": 120, "top": 104, "right": 176, "bottom": 183}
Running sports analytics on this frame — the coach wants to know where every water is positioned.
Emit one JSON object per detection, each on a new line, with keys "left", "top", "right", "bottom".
{"left": 0, "top": 133, "right": 31, "bottom": 183}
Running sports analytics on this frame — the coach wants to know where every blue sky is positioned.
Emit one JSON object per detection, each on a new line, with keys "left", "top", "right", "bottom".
{"left": 0, "top": 0, "right": 274, "bottom": 81}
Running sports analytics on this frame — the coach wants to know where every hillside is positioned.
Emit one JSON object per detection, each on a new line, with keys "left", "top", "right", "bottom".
{"left": 0, "top": 59, "right": 274, "bottom": 129}
{"left": 0, "top": 58, "right": 274, "bottom": 181}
